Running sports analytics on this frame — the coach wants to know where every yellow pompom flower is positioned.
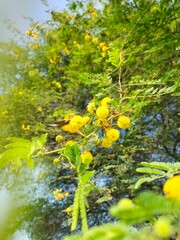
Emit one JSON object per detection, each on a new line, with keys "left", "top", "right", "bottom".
{"left": 96, "top": 106, "right": 109, "bottom": 119}
{"left": 84, "top": 34, "right": 90, "bottom": 40}
{"left": 65, "top": 207, "right": 72, "bottom": 215}
{"left": 81, "top": 151, "right": 93, "bottom": 165}
{"left": 163, "top": 175, "right": 180, "bottom": 199}
{"left": 82, "top": 116, "right": 90, "bottom": 125}
{"left": 117, "top": 116, "right": 130, "bottom": 129}
{"left": 55, "top": 135, "right": 63, "bottom": 142}
{"left": 101, "top": 97, "right": 111, "bottom": 107}
{"left": 87, "top": 102, "right": 95, "bottom": 114}
{"left": 55, "top": 82, "right": 61, "bottom": 88}
{"left": 70, "top": 115, "right": 84, "bottom": 129}
{"left": 53, "top": 158, "right": 60, "bottom": 164}
{"left": 65, "top": 140, "right": 77, "bottom": 146}
{"left": 99, "top": 42, "right": 105, "bottom": 48}
{"left": 92, "top": 37, "right": 98, "bottom": 44}
{"left": 62, "top": 124, "right": 78, "bottom": 133}
{"left": 102, "top": 46, "right": 109, "bottom": 52}
{"left": 106, "top": 128, "right": 120, "bottom": 142}
{"left": 102, "top": 138, "right": 113, "bottom": 148}
{"left": 154, "top": 218, "right": 173, "bottom": 238}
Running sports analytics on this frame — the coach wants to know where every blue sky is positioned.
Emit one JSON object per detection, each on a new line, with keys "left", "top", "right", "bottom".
{"left": 0, "top": 0, "right": 67, "bottom": 41}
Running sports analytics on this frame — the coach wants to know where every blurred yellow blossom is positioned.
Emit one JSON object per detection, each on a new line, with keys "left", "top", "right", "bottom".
{"left": 65, "top": 207, "right": 72, "bottom": 215}
{"left": 99, "top": 42, "right": 105, "bottom": 48}
{"left": 92, "top": 37, "right": 98, "bottom": 44}
{"left": 53, "top": 158, "right": 60, "bottom": 164}
{"left": 154, "top": 218, "right": 173, "bottom": 238}
{"left": 18, "top": 91, "right": 24, "bottom": 96}
{"left": 102, "top": 46, "right": 109, "bottom": 52}
{"left": 82, "top": 116, "right": 90, "bottom": 125}
{"left": 163, "top": 175, "right": 180, "bottom": 199}
{"left": 37, "top": 106, "right": 42, "bottom": 112}
{"left": 55, "top": 82, "right": 61, "bottom": 88}
{"left": 87, "top": 102, "right": 95, "bottom": 114}
{"left": 1, "top": 110, "right": 8, "bottom": 116}
{"left": 84, "top": 34, "right": 90, "bottom": 40}
{"left": 101, "top": 97, "right": 111, "bottom": 107}
{"left": 81, "top": 151, "right": 93, "bottom": 165}
{"left": 21, "top": 124, "right": 30, "bottom": 131}
{"left": 65, "top": 140, "right": 77, "bottom": 146}
{"left": 55, "top": 135, "right": 63, "bottom": 142}
{"left": 102, "top": 138, "right": 113, "bottom": 148}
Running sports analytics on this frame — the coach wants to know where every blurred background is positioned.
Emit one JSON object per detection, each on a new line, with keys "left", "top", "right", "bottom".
{"left": 0, "top": 0, "right": 67, "bottom": 41}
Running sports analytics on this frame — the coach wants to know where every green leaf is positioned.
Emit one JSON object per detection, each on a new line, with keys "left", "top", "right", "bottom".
{"left": 136, "top": 167, "right": 166, "bottom": 175}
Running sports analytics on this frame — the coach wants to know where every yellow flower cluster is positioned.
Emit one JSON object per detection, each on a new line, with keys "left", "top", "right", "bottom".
{"left": 62, "top": 115, "right": 90, "bottom": 133}
{"left": 26, "top": 28, "right": 38, "bottom": 40}
{"left": 86, "top": 97, "right": 130, "bottom": 148}
{"left": 55, "top": 82, "right": 62, "bottom": 89}
{"left": 154, "top": 218, "right": 173, "bottom": 238}
{"left": 1, "top": 110, "right": 8, "bottom": 116}
{"left": 53, "top": 189, "right": 69, "bottom": 201}
{"left": 73, "top": 41, "right": 81, "bottom": 49}
{"left": 65, "top": 207, "right": 72, "bottom": 215}
{"left": 21, "top": 124, "right": 30, "bottom": 131}
{"left": 81, "top": 151, "right": 93, "bottom": 165}
{"left": 163, "top": 175, "right": 180, "bottom": 199}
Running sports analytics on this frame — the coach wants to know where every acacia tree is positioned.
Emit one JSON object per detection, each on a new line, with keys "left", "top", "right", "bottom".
{"left": 0, "top": 0, "right": 179, "bottom": 239}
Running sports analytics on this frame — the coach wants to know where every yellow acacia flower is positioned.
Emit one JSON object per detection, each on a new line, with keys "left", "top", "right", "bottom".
{"left": 65, "top": 140, "right": 77, "bottom": 146}
{"left": 64, "top": 192, "right": 69, "bottom": 197}
{"left": 84, "top": 34, "right": 90, "bottom": 40}
{"left": 106, "top": 128, "right": 120, "bottom": 142}
{"left": 65, "top": 207, "right": 72, "bottom": 215}
{"left": 69, "top": 115, "right": 84, "bottom": 129}
{"left": 53, "top": 158, "right": 60, "bottom": 164}
{"left": 117, "top": 116, "right": 130, "bottom": 129}
{"left": 92, "top": 37, "right": 98, "bottom": 44}
{"left": 81, "top": 151, "right": 93, "bottom": 165}
{"left": 55, "top": 135, "right": 63, "bottom": 142}
{"left": 21, "top": 124, "right": 30, "bottom": 131}
{"left": 101, "top": 97, "right": 111, "bottom": 107}
{"left": 53, "top": 189, "right": 62, "bottom": 195}
{"left": 101, "top": 52, "right": 106, "bottom": 58}
{"left": 55, "top": 193, "right": 64, "bottom": 200}
{"left": 62, "top": 124, "right": 78, "bottom": 133}
{"left": 87, "top": 102, "right": 95, "bottom": 114}
{"left": 102, "top": 138, "right": 113, "bottom": 148}
{"left": 55, "top": 82, "right": 61, "bottom": 88}
{"left": 82, "top": 116, "right": 90, "bottom": 125}
{"left": 163, "top": 175, "right": 180, "bottom": 199}
{"left": 154, "top": 218, "right": 173, "bottom": 238}
{"left": 99, "top": 42, "right": 105, "bottom": 48}
{"left": 96, "top": 106, "right": 109, "bottom": 119}
{"left": 102, "top": 46, "right": 109, "bottom": 52}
